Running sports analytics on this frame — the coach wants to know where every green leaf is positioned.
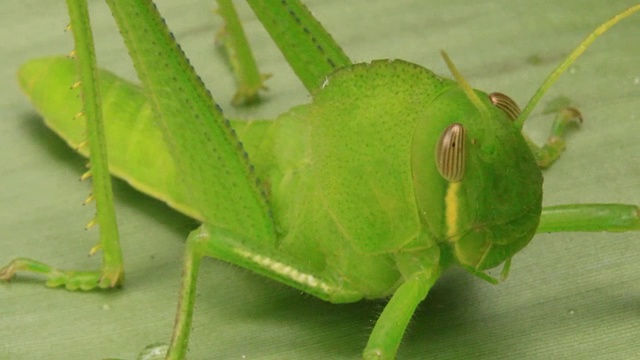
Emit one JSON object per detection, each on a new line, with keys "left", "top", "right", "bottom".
{"left": 1, "top": 1, "right": 639, "bottom": 359}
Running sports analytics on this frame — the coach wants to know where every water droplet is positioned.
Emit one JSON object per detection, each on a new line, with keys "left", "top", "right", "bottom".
{"left": 321, "top": 77, "right": 330, "bottom": 89}
{"left": 137, "top": 343, "right": 168, "bottom": 360}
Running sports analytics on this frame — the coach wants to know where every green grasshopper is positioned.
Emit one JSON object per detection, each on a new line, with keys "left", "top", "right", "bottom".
{"left": 2, "top": 0, "right": 640, "bottom": 359}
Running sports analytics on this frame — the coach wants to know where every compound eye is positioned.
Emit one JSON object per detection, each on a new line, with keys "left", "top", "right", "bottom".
{"left": 489, "top": 92, "right": 520, "bottom": 121}
{"left": 435, "top": 123, "right": 466, "bottom": 182}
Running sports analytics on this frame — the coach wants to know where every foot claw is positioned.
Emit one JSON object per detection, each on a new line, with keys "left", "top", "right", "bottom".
{"left": 1, "top": 257, "right": 124, "bottom": 290}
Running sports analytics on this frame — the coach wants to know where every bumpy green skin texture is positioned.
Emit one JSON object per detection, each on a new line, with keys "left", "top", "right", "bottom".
{"left": 20, "top": 57, "right": 542, "bottom": 300}
{"left": 258, "top": 60, "right": 541, "bottom": 298}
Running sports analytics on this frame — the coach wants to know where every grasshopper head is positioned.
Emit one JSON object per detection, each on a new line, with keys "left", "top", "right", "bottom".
{"left": 411, "top": 55, "right": 543, "bottom": 273}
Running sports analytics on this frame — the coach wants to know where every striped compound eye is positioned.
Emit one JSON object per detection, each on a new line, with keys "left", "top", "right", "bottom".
{"left": 489, "top": 92, "right": 521, "bottom": 121}
{"left": 435, "top": 123, "right": 466, "bottom": 182}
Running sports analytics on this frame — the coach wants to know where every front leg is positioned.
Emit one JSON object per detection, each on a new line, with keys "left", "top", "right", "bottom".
{"left": 363, "top": 253, "right": 441, "bottom": 360}
{"left": 538, "top": 204, "right": 640, "bottom": 233}
{"left": 524, "top": 107, "right": 583, "bottom": 169}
